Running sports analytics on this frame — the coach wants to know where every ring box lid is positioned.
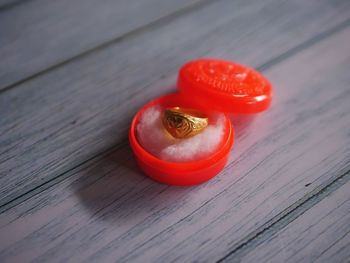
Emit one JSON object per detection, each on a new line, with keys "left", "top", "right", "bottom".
{"left": 177, "top": 58, "right": 273, "bottom": 114}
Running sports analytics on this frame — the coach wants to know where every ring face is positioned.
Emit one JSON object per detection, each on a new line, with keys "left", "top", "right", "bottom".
{"left": 162, "top": 107, "right": 208, "bottom": 138}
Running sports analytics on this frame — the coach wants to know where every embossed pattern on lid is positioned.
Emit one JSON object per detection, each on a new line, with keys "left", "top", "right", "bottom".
{"left": 178, "top": 59, "right": 273, "bottom": 114}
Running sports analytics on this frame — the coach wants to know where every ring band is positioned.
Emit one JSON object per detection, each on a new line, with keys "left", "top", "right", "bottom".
{"left": 162, "top": 107, "right": 208, "bottom": 139}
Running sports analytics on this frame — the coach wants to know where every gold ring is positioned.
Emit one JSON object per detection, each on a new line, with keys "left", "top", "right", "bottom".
{"left": 162, "top": 107, "right": 208, "bottom": 139}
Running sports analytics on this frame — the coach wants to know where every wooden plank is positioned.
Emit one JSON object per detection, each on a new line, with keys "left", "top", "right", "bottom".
{"left": 0, "top": 25, "right": 349, "bottom": 263}
{"left": 0, "top": 0, "right": 203, "bottom": 90}
{"left": 237, "top": 179, "right": 350, "bottom": 263}
{"left": 1, "top": 0, "right": 349, "bottom": 208}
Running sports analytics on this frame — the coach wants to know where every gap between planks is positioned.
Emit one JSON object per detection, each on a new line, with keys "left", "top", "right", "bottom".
{"left": 1, "top": 19, "right": 349, "bottom": 214}
{"left": 0, "top": 0, "right": 211, "bottom": 94}
{"left": 217, "top": 169, "right": 350, "bottom": 262}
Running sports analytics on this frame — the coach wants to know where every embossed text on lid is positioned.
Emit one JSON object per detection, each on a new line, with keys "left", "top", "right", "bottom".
{"left": 178, "top": 58, "right": 273, "bottom": 114}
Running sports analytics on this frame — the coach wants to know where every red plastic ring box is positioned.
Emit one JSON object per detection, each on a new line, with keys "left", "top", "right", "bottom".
{"left": 129, "top": 58, "right": 272, "bottom": 186}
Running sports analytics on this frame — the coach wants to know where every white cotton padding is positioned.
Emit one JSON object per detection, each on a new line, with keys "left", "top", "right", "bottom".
{"left": 136, "top": 106, "right": 225, "bottom": 162}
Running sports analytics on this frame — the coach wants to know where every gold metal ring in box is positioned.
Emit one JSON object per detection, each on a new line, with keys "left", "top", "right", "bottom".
{"left": 162, "top": 107, "right": 208, "bottom": 139}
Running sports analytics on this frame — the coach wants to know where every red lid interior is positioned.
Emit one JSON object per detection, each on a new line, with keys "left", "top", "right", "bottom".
{"left": 177, "top": 59, "right": 273, "bottom": 114}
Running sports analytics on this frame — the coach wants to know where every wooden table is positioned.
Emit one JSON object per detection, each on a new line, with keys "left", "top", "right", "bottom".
{"left": 1, "top": 0, "right": 350, "bottom": 262}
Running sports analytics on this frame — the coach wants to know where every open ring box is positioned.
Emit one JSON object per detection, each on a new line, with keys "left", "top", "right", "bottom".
{"left": 129, "top": 59, "right": 272, "bottom": 186}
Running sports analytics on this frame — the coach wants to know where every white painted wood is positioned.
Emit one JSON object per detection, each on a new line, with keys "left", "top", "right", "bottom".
{"left": 0, "top": 0, "right": 202, "bottom": 89}
{"left": 1, "top": 0, "right": 349, "bottom": 208}
{"left": 0, "top": 26, "right": 349, "bottom": 263}
{"left": 239, "top": 180, "right": 350, "bottom": 263}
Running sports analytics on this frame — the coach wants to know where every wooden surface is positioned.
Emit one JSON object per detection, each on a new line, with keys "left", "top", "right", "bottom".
{"left": 0, "top": 0, "right": 203, "bottom": 90}
{"left": 235, "top": 178, "right": 350, "bottom": 263}
{"left": 0, "top": 0, "right": 349, "bottom": 262}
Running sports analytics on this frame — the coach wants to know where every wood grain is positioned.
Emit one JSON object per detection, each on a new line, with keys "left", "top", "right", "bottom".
{"left": 0, "top": 0, "right": 203, "bottom": 90}
{"left": 238, "top": 179, "right": 350, "bottom": 263}
{"left": 1, "top": 0, "right": 349, "bottom": 209}
{"left": 0, "top": 25, "right": 349, "bottom": 263}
